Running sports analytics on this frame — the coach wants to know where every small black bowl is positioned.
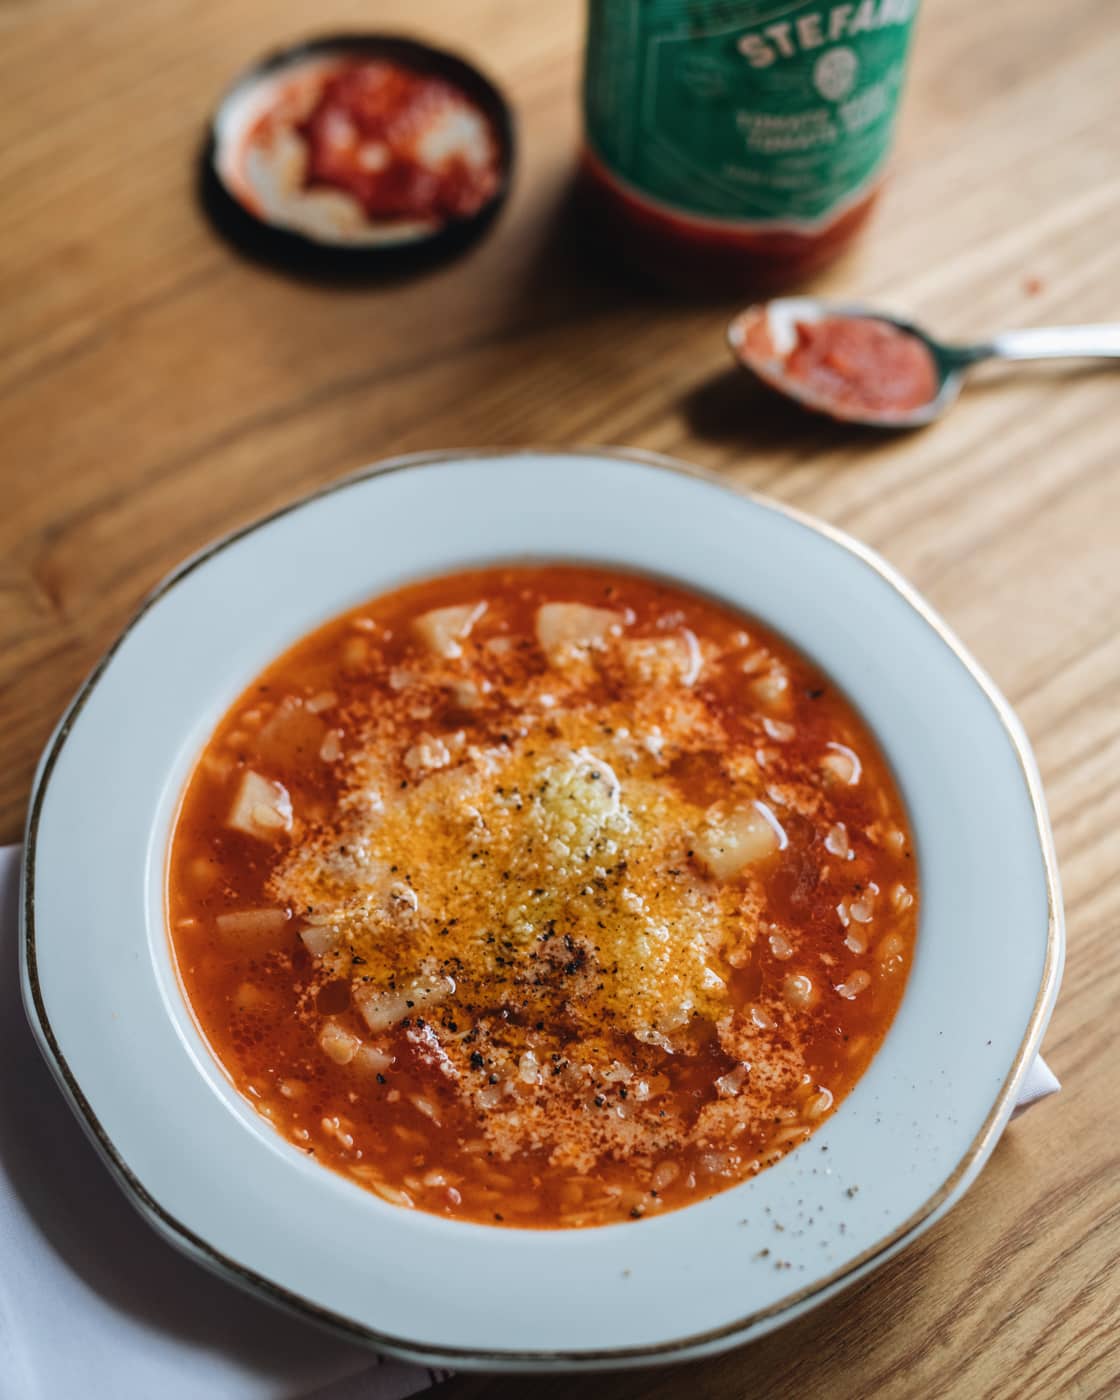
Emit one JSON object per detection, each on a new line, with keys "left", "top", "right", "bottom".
{"left": 199, "top": 33, "right": 515, "bottom": 280}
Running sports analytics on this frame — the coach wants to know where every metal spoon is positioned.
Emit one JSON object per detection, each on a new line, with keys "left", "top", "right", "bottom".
{"left": 727, "top": 298, "right": 1120, "bottom": 429}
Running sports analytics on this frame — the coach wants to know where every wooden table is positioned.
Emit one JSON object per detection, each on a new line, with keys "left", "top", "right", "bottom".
{"left": 3, "top": 0, "right": 1118, "bottom": 1395}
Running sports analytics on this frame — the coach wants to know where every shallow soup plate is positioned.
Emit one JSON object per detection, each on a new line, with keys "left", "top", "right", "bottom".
{"left": 21, "top": 449, "right": 1061, "bottom": 1369}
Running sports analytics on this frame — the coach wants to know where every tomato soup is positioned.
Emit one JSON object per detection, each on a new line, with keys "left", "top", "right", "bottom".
{"left": 168, "top": 566, "right": 917, "bottom": 1228}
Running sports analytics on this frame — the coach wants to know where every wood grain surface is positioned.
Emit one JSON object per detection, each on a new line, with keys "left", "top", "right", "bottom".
{"left": 2, "top": 0, "right": 1118, "bottom": 1396}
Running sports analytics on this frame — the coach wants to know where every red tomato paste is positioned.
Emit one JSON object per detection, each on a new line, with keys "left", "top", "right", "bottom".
{"left": 738, "top": 311, "right": 938, "bottom": 416}
{"left": 782, "top": 316, "right": 938, "bottom": 413}
{"left": 297, "top": 63, "right": 500, "bottom": 222}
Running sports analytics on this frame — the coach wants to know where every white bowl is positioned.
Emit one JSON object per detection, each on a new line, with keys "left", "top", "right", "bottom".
{"left": 20, "top": 449, "right": 1062, "bottom": 1370}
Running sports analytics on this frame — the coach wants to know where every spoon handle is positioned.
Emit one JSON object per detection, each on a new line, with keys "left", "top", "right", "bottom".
{"left": 971, "top": 323, "right": 1120, "bottom": 364}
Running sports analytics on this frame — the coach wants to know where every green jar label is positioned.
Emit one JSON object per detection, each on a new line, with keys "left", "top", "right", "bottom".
{"left": 584, "top": 0, "right": 920, "bottom": 228}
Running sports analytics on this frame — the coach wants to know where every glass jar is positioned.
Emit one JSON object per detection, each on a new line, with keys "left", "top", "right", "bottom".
{"left": 581, "top": 0, "right": 921, "bottom": 294}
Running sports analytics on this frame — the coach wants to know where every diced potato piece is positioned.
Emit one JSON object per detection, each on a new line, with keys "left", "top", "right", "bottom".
{"left": 821, "top": 742, "right": 862, "bottom": 786}
{"left": 253, "top": 697, "right": 326, "bottom": 768}
{"left": 695, "top": 801, "right": 786, "bottom": 879}
{"left": 319, "top": 1021, "right": 362, "bottom": 1065}
{"left": 341, "top": 636, "right": 369, "bottom": 673}
{"left": 835, "top": 971, "right": 871, "bottom": 1000}
{"left": 413, "top": 602, "right": 486, "bottom": 659}
{"left": 232, "top": 982, "right": 279, "bottom": 1014}
{"left": 300, "top": 921, "right": 339, "bottom": 958}
{"left": 353, "top": 987, "right": 410, "bottom": 1033}
{"left": 824, "top": 822, "right": 851, "bottom": 859}
{"left": 783, "top": 972, "right": 817, "bottom": 1009}
{"left": 618, "top": 631, "right": 701, "bottom": 687}
{"left": 354, "top": 1044, "right": 395, "bottom": 1075}
{"left": 536, "top": 603, "right": 624, "bottom": 659}
{"left": 216, "top": 908, "right": 290, "bottom": 949}
{"left": 714, "top": 1063, "right": 750, "bottom": 1097}
{"left": 227, "top": 770, "right": 293, "bottom": 838}
{"left": 750, "top": 668, "right": 791, "bottom": 709}
{"left": 354, "top": 973, "right": 455, "bottom": 1032}
{"left": 200, "top": 752, "right": 234, "bottom": 783}
{"left": 447, "top": 678, "right": 489, "bottom": 709}
{"left": 876, "top": 933, "right": 907, "bottom": 971}
{"left": 189, "top": 856, "right": 218, "bottom": 889}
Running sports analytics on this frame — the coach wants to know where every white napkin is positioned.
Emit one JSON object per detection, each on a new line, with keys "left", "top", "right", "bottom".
{"left": 1, "top": 841, "right": 1060, "bottom": 1397}
{"left": 1011, "top": 1055, "right": 1061, "bottom": 1117}
{"left": 0, "top": 846, "right": 448, "bottom": 1400}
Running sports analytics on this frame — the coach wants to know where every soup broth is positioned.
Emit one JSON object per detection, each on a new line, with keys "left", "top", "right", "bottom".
{"left": 169, "top": 565, "right": 917, "bottom": 1227}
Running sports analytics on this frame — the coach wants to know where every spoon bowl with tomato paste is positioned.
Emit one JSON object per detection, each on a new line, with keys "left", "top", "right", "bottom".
{"left": 729, "top": 299, "right": 1120, "bottom": 429}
